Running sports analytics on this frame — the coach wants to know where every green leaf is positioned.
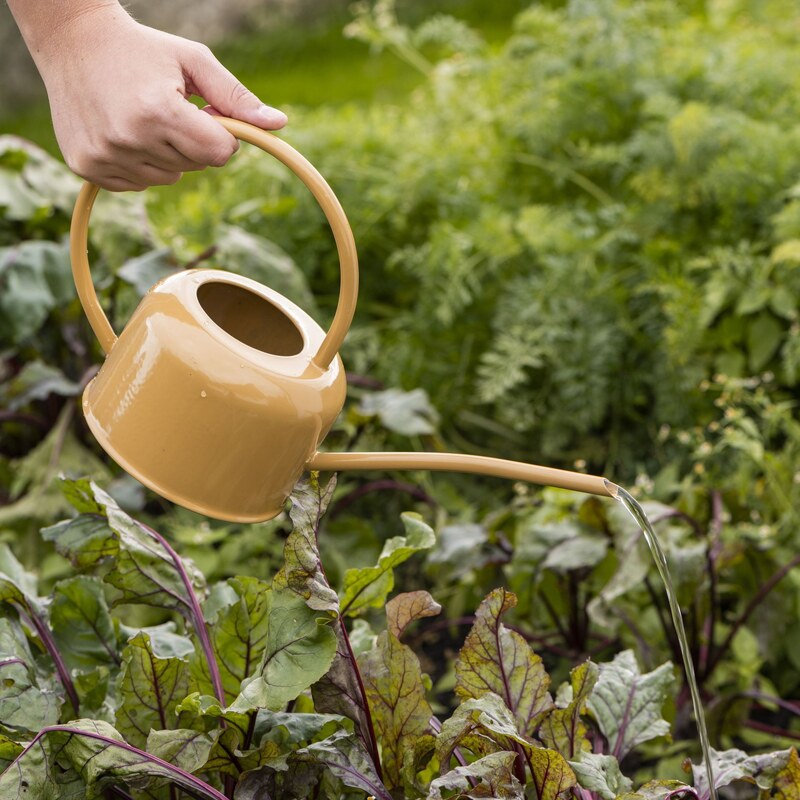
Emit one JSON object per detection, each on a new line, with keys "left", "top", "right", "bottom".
{"left": 192, "top": 576, "right": 270, "bottom": 703}
{"left": 230, "top": 587, "right": 337, "bottom": 713}
{"left": 0, "top": 734, "right": 24, "bottom": 773}
{"left": 455, "top": 588, "right": 553, "bottom": 736}
{"left": 116, "top": 631, "right": 191, "bottom": 749}
{"left": 358, "top": 629, "right": 433, "bottom": 789}
{"left": 49, "top": 576, "right": 119, "bottom": 672}
{"left": 747, "top": 312, "right": 783, "bottom": 372}
{"left": 587, "top": 650, "right": 675, "bottom": 760}
{"left": 0, "top": 241, "right": 71, "bottom": 344}
{"left": 359, "top": 388, "right": 440, "bottom": 436}
{"left": 386, "top": 590, "right": 441, "bottom": 638}
{"left": 47, "top": 480, "right": 206, "bottom": 616}
{"left": 3, "top": 361, "right": 81, "bottom": 411}
{"left": 691, "top": 746, "right": 793, "bottom": 795}
{"left": 0, "top": 720, "right": 228, "bottom": 799}
{"left": 0, "top": 618, "right": 60, "bottom": 734}
{"left": 539, "top": 660, "right": 598, "bottom": 758}
{"left": 117, "top": 248, "right": 179, "bottom": 296}
{"left": 146, "top": 728, "right": 219, "bottom": 773}
{"left": 275, "top": 474, "right": 339, "bottom": 613}
{"left": 427, "top": 751, "right": 524, "bottom": 799}
{"left": 291, "top": 730, "right": 391, "bottom": 800}
{"left": 340, "top": 513, "right": 435, "bottom": 616}
{"left": 568, "top": 752, "right": 633, "bottom": 800}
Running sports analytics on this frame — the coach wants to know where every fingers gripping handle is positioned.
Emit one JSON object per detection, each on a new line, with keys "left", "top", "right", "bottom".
{"left": 69, "top": 117, "right": 359, "bottom": 369}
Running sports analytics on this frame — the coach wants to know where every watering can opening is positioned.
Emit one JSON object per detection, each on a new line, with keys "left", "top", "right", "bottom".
{"left": 197, "top": 280, "right": 305, "bottom": 357}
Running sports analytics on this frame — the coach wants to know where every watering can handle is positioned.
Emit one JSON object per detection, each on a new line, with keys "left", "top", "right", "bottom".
{"left": 70, "top": 117, "right": 358, "bottom": 370}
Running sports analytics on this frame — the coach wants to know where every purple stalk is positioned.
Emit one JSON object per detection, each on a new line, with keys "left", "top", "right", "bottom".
{"left": 136, "top": 522, "right": 226, "bottom": 707}
{"left": 11, "top": 726, "right": 228, "bottom": 800}
{"left": 24, "top": 607, "right": 80, "bottom": 715}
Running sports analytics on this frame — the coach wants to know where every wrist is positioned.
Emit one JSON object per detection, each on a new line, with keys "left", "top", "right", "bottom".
{"left": 9, "top": 0, "right": 127, "bottom": 69}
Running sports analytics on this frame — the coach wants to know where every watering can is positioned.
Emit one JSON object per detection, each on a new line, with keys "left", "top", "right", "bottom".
{"left": 70, "top": 118, "right": 613, "bottom": 522}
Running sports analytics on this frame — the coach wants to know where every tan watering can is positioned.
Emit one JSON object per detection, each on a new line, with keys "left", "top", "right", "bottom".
{"left": 71, "top": 118, "right": 613, "bottom": 522}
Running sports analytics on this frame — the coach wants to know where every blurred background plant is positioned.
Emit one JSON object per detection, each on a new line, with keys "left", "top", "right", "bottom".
{"left": 2, "top": 0, "right": 800, "bottom": 789}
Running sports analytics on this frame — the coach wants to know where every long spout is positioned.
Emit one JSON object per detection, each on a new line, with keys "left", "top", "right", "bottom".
{"left": 306, "top": 451, "right": 614, "bottom": 497}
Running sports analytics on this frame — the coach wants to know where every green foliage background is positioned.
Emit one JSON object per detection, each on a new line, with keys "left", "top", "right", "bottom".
{"left": 2, "top": 0, "right": 800, "bottom": 796}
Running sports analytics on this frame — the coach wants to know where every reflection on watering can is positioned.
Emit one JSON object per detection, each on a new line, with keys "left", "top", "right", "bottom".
{"left": 70, "top": 117, "right": 613, "bottom": 523}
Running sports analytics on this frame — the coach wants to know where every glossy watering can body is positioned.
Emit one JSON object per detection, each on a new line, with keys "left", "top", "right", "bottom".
{"left": 71, "top": 118, "right": 611, "bottom": 523}
{"left": 71, "top": 119, "right": 358, "bottom": 521}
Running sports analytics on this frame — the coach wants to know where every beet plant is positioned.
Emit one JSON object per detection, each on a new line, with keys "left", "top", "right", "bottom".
{"left": 0, "top": 475, "right": 794, "bottom": 799}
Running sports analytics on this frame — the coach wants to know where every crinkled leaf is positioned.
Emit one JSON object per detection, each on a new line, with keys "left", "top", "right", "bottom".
{"left": 540, "top": 660, "right": 598, "bottom": 758}
{"left": 46, "top": 480, "right": 206, "bottom": 616}
{"left": 230, "top": 587, "right": 336, "bottom": 713}
{"left": 291, "top": 730, "right": 392, "bottom": 800}
{"left": 116, "top": 631, "right": 191, "bottom": 749}
{"left": 275, "top": 474, "right": 339, "bottom": 613}
{"left": 0, "top": 720, "right": 228, "bottom": 799}
{"left": 568, "top": 752, "right": 633, "bottom": 800}
{"left": 49, "top": 576, "right": 119, "bottom": 671}
{"left": 0, "top": 730, "right": 86, "bottom": 799}
{"left": 359, "top": 388, "right": 440, "bottom": 436}
{"left": 253, "top": 710, "right": 344, "bottom": 750}
{"left": 455, "top": 588, "right": 553, "bottom": 736}
{"left": 427, "top": 751, "right": 524, "bottom": 800}
{"left": 772, "top": 748, "right": 800, "bottom": 800}
{"left": 617, "top": 779, "right": 695, "bottom": 800}
{"left": 146, "top": 728, "right": 219, "bottom": 773}
{"left": 0, "top": 618, "right": 60, "bottom": 734}
{"left": 528, "top": 747, "right": 577, "bottom": 800}
{"left": 691, "top": 747, "right": 793, "bottom": 797}
{"left": 358, "top": 629, "right": 433, "bottom": 789}
{"left": 587, "top": 650, "right": 674, "bottom": 760}
{"left": 192, "top": 576, "right": 270, "bottom": 703}
{"left": 340, "top": 513, "right": 435, "bottom": 616}
{"left": 387, "top": 590, "right": 441, "bottom": 638}
{"left": 436, "top": 692, "right": 533, "bottom": 766}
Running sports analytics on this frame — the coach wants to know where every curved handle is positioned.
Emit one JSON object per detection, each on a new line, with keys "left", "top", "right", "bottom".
{"left": 70, "top": 117, "right": 359, "bottom": 369}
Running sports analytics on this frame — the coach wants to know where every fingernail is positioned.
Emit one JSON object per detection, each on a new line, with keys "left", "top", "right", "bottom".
{"left": 257, "top": 104, "right": 288, "bottom": 127}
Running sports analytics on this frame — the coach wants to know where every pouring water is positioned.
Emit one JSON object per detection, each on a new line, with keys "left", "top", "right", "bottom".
{"left": 606, "top": 481, "right": 717, "bottom": 800}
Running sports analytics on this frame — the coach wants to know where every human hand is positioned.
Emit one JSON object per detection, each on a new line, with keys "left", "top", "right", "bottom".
{"left": 30, "top": 3, "right": 287, "bottom": 191}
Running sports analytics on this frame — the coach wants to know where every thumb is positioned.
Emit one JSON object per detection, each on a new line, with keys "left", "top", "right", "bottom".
{"left": 184, "top": 45, "right": 287, "bottom": 130}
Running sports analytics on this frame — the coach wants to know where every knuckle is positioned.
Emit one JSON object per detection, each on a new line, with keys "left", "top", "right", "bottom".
{"left": 229, "top": 80, "right": 254, "bottom": 106}
{"left": 206, "top": 138, "right": 237, "bottom": 168}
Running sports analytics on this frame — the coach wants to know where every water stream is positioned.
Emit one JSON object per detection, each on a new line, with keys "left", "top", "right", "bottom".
{"left": 605, "top": 481, "right": 717, "bottom": 800}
